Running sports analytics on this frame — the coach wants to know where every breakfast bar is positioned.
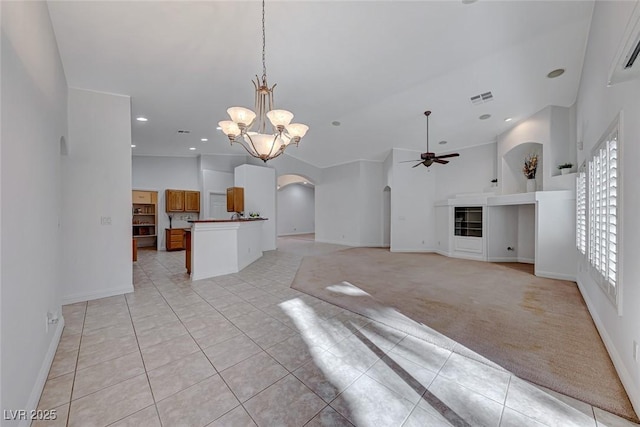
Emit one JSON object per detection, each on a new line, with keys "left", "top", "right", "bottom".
{"left": 188, "top": 218, "right": 266, "bottom": 280}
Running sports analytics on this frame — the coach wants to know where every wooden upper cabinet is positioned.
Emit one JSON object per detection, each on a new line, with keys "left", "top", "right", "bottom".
{"left": 133, "top": 190, "right": 152, "bottom": 204}
{"left": 185, "top": 191, "right": 200, "bottom": 212}
{"left": 227, "top": 187, "right": 244, "bottom": 213}
{"left": 166, "top": 189, "right": 185, "bottom": 212}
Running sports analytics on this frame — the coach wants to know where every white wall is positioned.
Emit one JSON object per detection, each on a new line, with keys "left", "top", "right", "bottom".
{"left": 277, "top": 184, "right": 315, "bottom": 236}
{"left": 132, "top": 155, "right": 200, "bottom": 247}
{"left": 575, "top": 0, "right": 640, "bottom": 414}
{"left": 486, "top": 205, "right": 519, "bottom": 261}
{"left": 391, "top": 149, "right": 437, "bottom": 252}
{"left": 62, "top": 89, "right": 132, "bottom": 303}
{"left": 498, "top": 105, "right": 578, "bottom": 195}
{"left": 358, "top": 161, "right": 385, "bottom": 247}
{"left": 315, "top": 160, "right": 385, "bottom": 247}
{"left": 315, "top": 162, "right": 362, "bottom": 246}
{"left": 247, "top": 153, "right": 323, "bottom": 184}
{"left": 1, "top": 1, "right": 67, "bottom": 421}
{"left": 517, "top": 204, "right": 535, "bottom": 263}
{"left": 434, "top": 143, "right": 496, "bottom": 200}
{"left": 202, "top": 169, "right": 234, "bottom": 219}
{"left": 234, "top": 164, "right": 277, "bottom": 251}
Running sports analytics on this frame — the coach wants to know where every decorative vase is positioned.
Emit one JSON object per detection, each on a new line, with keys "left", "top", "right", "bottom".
{"left": 526, "top": 178, "right": 536, "bottom": 192}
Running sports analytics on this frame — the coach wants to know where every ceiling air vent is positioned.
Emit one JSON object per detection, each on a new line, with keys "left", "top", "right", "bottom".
{"left": 177, "top": 130, "right": 191, "bottom": 134}
{"left": 608, "top": 0, "right": 640, "bottom": 85}
{"left": 470, "top": 91, "right": 494, "bottom": 106}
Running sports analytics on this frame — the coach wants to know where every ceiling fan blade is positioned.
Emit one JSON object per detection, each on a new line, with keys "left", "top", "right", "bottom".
{"left": 435, "top": 153, "right": 460, "bottom": 159}
{"left": 434, "top": 159, "right": 449, "bottom": 164}
{"left": 412, "top": 162, "right": 423, "bottom": 168}
{"left": 399, "top": 160, "right": 423, "bottom": 163}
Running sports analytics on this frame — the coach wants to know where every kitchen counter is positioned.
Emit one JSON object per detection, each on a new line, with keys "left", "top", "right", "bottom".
{"left": 188, "top": 219, "right": 265, "bottom": 280}
{"left": 189, "top": 218, "right": 267, "bottom": 223}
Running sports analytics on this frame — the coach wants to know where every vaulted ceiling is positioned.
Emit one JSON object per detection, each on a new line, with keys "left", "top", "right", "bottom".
{"left": 47, "top": 1, "right": 594, "bottom": 168}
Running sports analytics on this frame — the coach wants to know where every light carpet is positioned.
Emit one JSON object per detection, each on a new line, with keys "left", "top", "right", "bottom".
{"left": 290, "top": 247, "right": 638, "bottom": 422}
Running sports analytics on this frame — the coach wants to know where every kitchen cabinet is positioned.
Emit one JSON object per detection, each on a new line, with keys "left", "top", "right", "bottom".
{"left": 227, "top": 187, "right": 244, "bottom": 213}
{"left": 185, "top": 191, "right": 200, "bottom": 212}
{"left": 132, "top": 190, "right": 158, "bottom": 249}
{"left": 166, "top": 189, "right": 200, "bottom": 213}
{"left": 166, "top": 228, "right": 187, "bottom": 251}
{"left": 166, "top": 189, "right": 185, "bottom": 212}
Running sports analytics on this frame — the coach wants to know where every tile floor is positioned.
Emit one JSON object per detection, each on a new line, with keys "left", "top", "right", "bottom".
{"left": 36, "top": 238, "right": 638, "bottom": 427}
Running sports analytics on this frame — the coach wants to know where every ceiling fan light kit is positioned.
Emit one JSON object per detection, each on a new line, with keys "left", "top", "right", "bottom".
{"left": 401, "top": 110, "right": 460, "bottom": 168}
{"left": 219, "top": 0, "right": 309, "bottom": 162}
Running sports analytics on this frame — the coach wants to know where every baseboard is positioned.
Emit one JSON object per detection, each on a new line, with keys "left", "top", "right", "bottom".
{"left": 314, "top": 238, "right": 358, "bottom": 247}
{"left": 534, "top": 270, "right": 576, "bottom": 281}
{"left": 62, "top": 284, "right": 134, "bottom": 305}
{"left": 390, "top": 248, "right": 436, "bottom": 253}
{"left": 278, "top": 232, "right": 314, "bottom": 237}
{"left": 487, "top": 256, "right": 518, "bottom": 263}
{"left": 20, "top": 317, "right": 65, "bottom": 427}
{"left": 486, "top": 257, "right": 535, "bottom": 264}
{"left": 435, "top": 250, "right": 451, "bottom": 257}
{"left": 576, "top": 277, "right": 640, "bottom": 419}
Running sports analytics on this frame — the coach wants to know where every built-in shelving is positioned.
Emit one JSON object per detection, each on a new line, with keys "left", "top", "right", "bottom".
{"left": 132, "top": 190, "right": 158, "bottom": 249}
{"left": 454, "top": 207, "right": 483, "bottom": 237}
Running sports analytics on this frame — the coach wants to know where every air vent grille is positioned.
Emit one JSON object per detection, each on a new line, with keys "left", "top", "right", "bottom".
{"left": 470, "top": 91, "right": 494, "bottom": 105}
{"left": 177, "top": 130, "right": 191, "bottom": 134}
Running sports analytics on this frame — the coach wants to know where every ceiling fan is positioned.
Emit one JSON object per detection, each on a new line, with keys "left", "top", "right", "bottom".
{"left": 401, "top": 111, "right": 460, "bottom": 168}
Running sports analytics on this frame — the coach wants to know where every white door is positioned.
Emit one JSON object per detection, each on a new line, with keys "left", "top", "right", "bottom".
{"left": 209, "top": 193, "right": 228, "bottom": 219}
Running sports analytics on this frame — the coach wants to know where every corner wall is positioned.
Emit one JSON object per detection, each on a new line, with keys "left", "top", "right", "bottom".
{"left": 575, "top": 0, "right": 640, "bottom": 415}
{"left": 1, "top": 1, "right": 68, "bottom": 422}
{"left": 277, "top": 184, "right": 315, "bottom": 236}
{"left": 234, "top": 164, "right": 276, "bottom": 251}
{"left": 61, "top": 88, "right": 132, "bottom": 304}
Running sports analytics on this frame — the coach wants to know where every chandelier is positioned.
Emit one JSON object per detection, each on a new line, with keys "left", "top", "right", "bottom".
{"left": 218, "top": 0, "right": 309, "bottom": 162}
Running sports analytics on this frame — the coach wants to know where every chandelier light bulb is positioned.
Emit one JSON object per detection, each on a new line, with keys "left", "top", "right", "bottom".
{"left": 267, "top": 110, "right": 294, "bottom": 129}
{"left": 286, "top": 123, "right": 309, "bottom": 139}
{"left": 227, "top": 107, "right": 256, "bottom": 128}
{"left": 218, "top": 121, "right": 241, "bottom": 139}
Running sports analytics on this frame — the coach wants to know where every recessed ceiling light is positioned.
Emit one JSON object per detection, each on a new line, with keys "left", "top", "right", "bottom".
{"left": 505, "top": 117, "right": 513, "bottom": 122}
{"left": 462, "top": 0, "right": 478, "bottom": 4}
{"left": 331, "top": 121, "right": 341, "bottom": 126}
{"left": 136, "top": 117, "right": 148, "bottom": 122}
{"left": 479, "top": 114, "right": 491, "bottom": 120}
{"left": 201, "top": 138, "right": 208, "bottom": 142}
{"left": 131, "top": 144, "right": 136, "bottom": 148}
{"left": 189, "top": 147, "right": 196, "bottom": 151}
{"left": 438, "top": 140, "right": 448, "bottom": 145}
{"left": 303, "top": 181, "right": 308, "bottom": 184}
{"left": 547, "top": 68, "right": 565, "bottom": 79}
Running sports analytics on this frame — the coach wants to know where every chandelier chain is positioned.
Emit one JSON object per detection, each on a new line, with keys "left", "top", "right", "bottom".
{"left": 262, "top": 0, "right": 267, "bottom": 81}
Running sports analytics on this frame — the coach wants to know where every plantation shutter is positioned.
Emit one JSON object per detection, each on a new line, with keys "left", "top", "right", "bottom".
{"left": 587, "top": 129, "right": 618, "bottom": 298}
{"left": 576, "top": 170, "right": 586, "bottom": 254}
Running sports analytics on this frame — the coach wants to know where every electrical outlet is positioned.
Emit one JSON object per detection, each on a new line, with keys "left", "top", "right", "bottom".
{"left": 634, "top": 341, "right": 639, "bottom": 362}
{"left": 100, "top": 216, "right": 112, "bottom": 225}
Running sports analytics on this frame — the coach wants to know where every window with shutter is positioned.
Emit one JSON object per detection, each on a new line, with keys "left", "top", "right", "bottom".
{"left": 586, "top": 119, "right": 619, "bottom": 306}
{"left": 576, "top": 168, "right": 586, "bottom": 254}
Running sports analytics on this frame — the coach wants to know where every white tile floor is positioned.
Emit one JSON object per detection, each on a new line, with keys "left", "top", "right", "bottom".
{"left": 37, "top": 238, "right": 639, "bottom": 427}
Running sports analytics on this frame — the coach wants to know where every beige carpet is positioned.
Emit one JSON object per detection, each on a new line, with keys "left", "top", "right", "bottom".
{"left": 290, "top": 247, "right": 638, "bottom": 422}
